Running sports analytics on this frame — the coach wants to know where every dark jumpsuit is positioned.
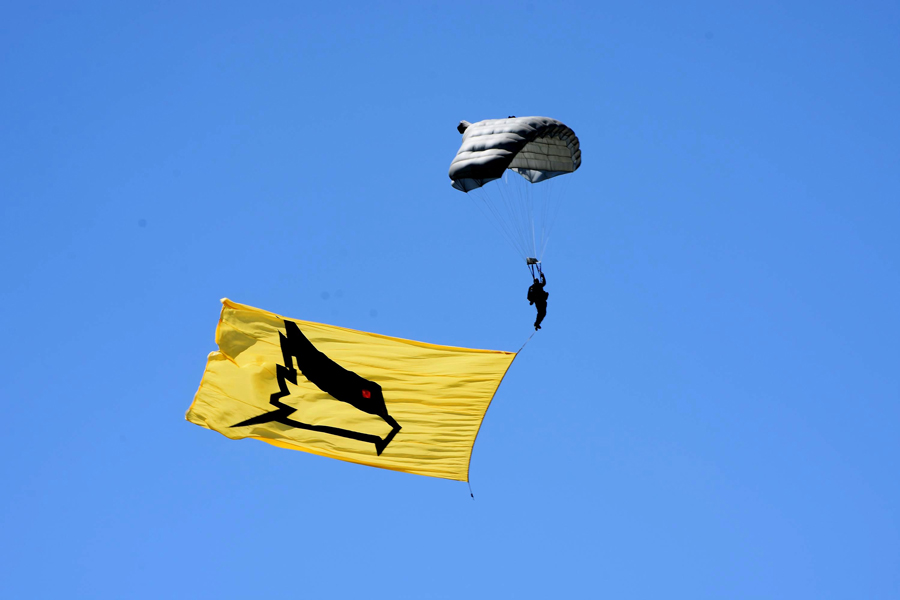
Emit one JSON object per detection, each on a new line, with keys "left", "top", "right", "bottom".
{"left": 528, "top": 274, "right": 548, "bottom": 329}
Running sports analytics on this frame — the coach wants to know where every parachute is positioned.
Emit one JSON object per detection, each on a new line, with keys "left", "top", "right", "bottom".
{"left": 449, "top": 116, "right": 581, "bottom": 274}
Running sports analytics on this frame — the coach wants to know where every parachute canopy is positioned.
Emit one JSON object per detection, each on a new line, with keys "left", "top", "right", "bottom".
{"left": 448, "top": 116, "right": 581, "bottom": 265}
{"left": 449, "top": 116, "right": 581, "bottom": 192}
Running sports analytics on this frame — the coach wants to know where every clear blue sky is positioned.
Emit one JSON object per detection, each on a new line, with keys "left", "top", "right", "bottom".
{"left": 2, "top": 1, "right": 898, "bottom": 598}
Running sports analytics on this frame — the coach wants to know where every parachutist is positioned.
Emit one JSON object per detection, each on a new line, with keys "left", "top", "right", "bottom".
{"left": 528, "top": 273, "right": 548, "bottom": 330}
{"left": 448, "top": 116, "right": 580, "bottom": 290}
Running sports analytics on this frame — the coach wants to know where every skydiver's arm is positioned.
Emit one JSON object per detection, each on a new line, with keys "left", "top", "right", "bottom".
{"left": 541, "top": 273, "right": 546, "bottom": 285}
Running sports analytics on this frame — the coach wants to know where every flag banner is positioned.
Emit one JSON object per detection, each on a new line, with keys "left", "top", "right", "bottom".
{"left": 187, "top": 299, "right": 517, "bottom": 481}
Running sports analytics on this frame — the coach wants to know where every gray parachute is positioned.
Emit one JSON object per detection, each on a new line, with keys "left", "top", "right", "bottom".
{"left": 449, "top": 116, "right": 581, "bottom": 193}
{"left": 448, "top": 116, "right": 581, "bottom": 268}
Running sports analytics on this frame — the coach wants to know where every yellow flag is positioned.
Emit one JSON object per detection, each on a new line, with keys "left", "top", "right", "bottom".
{"left": 186, "top": 299, "right": 517, "bottom": 481}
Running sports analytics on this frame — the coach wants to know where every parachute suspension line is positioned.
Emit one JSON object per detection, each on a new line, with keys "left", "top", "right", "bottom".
{"left": 468, "top": 480, "right": 474, "bottom": 500}
{"left": 540, "top": 175, "right": 571, "bottom": 261}
{"left": 527, "top": 175, "right": 537, "bottom": 259}
{"left": 540, "top": 177, "right": 553, "bottom": 259}
{"left": 470, "top": 193, "right": 518, "bottom": 258}
{"left": 503, "top": 171, "right": 538, "bottom": 260}
{"left": 513, "top": 173, "right": 528, "bottom": 257}
{"left": 470, "top": 188, "right": 528, "bottom": 260}
{"left": 549, "top": 178, "right": 570, "bottom": 257}
{"left": 486, "top": 175, "right": 532, "bottom": 261}
{"left": 467, "top": 170, "right": 572, "bottom": 265}
{"left": 498, "top": 172, "right": 531, "bottom": 258}
{"left": 497, "top": 182, "right": 531, "bottom": 260}
{"left": 491, "top": 176, "right": 527, "bottom": 258}
{"left": 540, "top": 138, "right": 556, "bottom": 258}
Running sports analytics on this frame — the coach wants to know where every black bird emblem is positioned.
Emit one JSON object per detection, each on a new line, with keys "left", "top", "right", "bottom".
{"left": 231, "top": 320, "right": 401, "bottom": 455}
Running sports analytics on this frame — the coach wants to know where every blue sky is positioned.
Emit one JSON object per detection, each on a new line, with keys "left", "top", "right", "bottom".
{"left": 2, "top": 1, "right": 898, "bottom": 598}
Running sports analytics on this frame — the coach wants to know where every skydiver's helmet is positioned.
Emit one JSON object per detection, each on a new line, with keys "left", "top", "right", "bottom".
{"left": 534, "top": 278, "right": 540, "bottom": 285}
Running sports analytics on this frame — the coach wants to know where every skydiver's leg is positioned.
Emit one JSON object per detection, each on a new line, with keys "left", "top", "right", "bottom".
{"left": 535, "top": 303, "right": 546, "bottom": 329}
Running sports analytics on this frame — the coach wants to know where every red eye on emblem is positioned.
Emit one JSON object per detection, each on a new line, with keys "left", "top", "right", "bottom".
{"left": 361, "top": 389, "right": 371, "bottom": 398}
